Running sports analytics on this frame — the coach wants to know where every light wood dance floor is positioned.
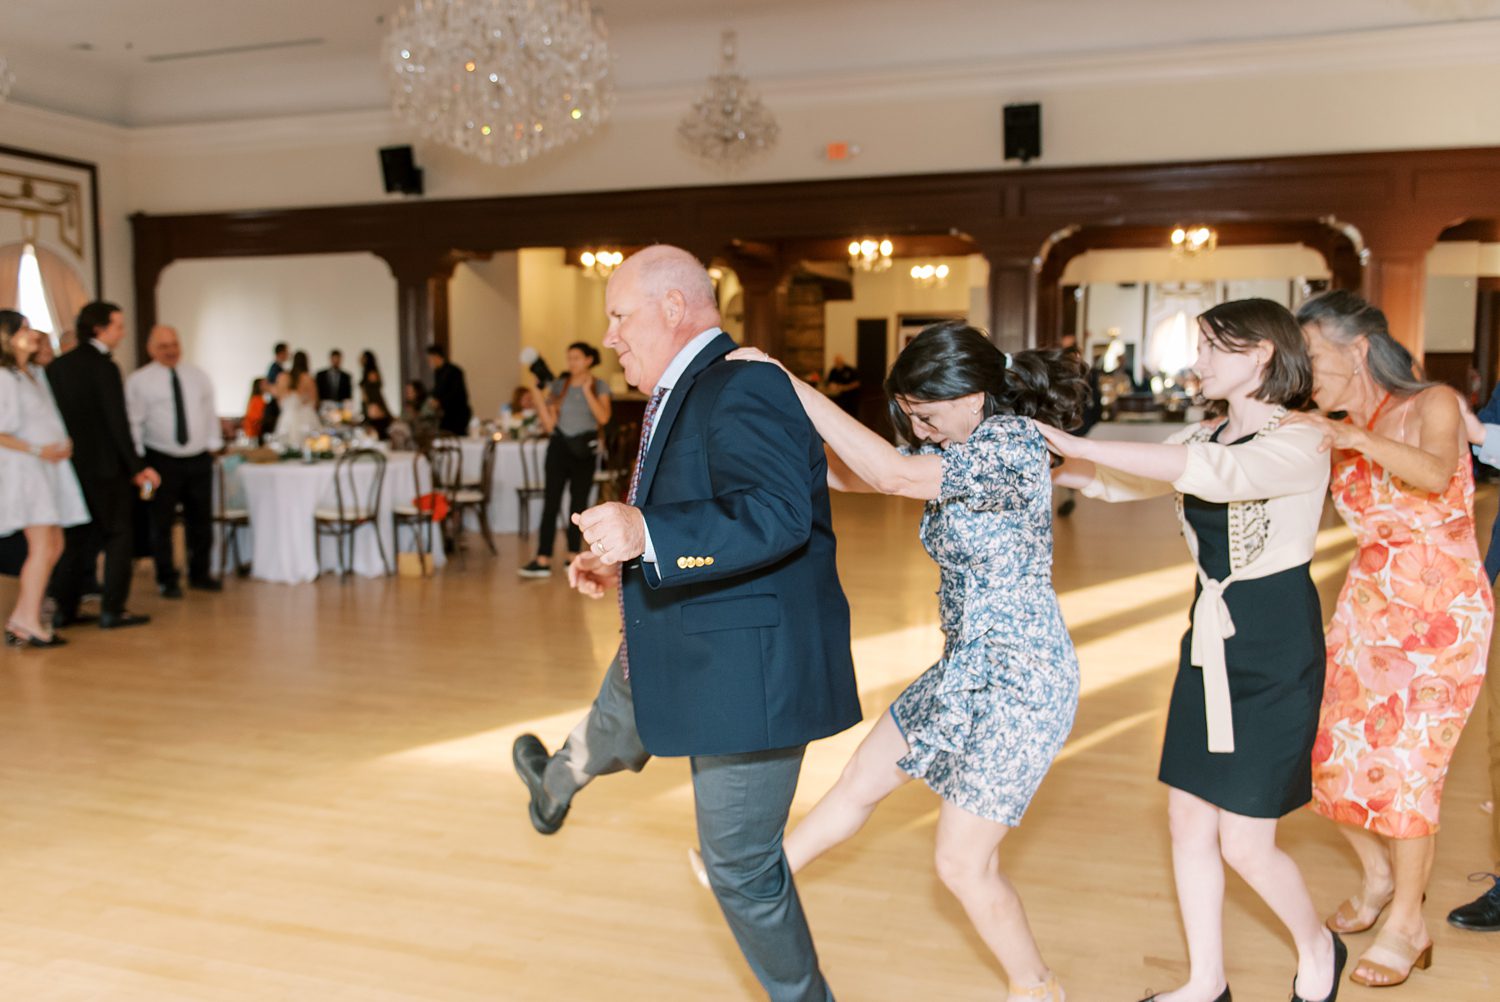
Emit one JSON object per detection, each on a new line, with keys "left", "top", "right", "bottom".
{"left": 1, "top": 490, "right": 1496, "bottom": 1000}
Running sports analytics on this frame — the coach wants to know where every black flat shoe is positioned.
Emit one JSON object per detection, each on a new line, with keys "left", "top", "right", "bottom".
{"left": 512, "top": 733, "right": 568, "bottom": 835}
{"left": 1292, "top": 931, "right": 1347, "bottom": 1002}
{"left": 189, "top": 578, "right": 223, "bottom": 592}
{"left": 158, "top": 582, "right": 184, "bottom": 599}
{"left": 1137, "top": 988, "right": 1230, "bottom": 1002}
{"left": 52, "top": 610, "right": 98, "bottom": 630}
{"left": 5, "top": 622, "right": 68, "bottom": 648}
{"left": 98, "top": 611, "right": 151, "bottom": 630}
{"left": 1447, "top": 873, "right": 1500, "bottom": 931}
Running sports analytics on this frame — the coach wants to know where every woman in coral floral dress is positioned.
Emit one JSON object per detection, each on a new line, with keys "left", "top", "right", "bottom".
{"left": 1295, "top": 291, "right": 1492, "bottom": 989}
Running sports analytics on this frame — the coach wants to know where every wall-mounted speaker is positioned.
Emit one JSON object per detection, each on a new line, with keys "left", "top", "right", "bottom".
{"left": 1003, "top": 103, "right": 1041, "bottom": 164}
{"left": 379, "top": 145, "right": 424, "bottom": 196}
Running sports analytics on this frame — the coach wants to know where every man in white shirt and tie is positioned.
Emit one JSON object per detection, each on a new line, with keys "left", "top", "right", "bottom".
{"left": 126, "top": 325, "right": 224, "bottom": 598}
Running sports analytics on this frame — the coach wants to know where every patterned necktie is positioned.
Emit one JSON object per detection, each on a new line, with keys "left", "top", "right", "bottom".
{"left": 170, "top": 368, "right": 189, "bottom": 446}
{"left": 619, "top": 387, "right": 667, "bottom": 679}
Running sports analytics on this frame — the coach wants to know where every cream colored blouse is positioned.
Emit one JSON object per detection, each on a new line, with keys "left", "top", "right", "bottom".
{"left": 1082, "top": 408, "right": 1330, "bottom": 752}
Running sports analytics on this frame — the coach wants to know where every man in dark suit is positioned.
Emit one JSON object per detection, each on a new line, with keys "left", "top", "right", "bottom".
{"left": 48, "top": 301, "right": 159, "bottom": 629}
{"left": 512, "top": 247, "right": 859, "bottom": 1001}
{"left": 427, "top": 344, "right": 471, "bottom": 434}
{"left": 316, "top": 349, "right": 352, "bottom": 403}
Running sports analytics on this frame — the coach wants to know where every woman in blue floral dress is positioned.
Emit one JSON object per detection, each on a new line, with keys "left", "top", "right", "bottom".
{"left": 728, "top": 322, "right": 1087, "bottom": 1002}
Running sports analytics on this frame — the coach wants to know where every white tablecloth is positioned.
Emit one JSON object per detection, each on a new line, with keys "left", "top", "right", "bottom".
{"left": 223, "top": 453, "right": 446, "bottom": 584}
{"left": 455, "top": 437, "right": 595, "bottom": 536}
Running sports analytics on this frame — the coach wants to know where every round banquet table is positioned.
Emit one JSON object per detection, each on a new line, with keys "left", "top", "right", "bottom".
{"left": 220, "top": 453, "right": 446, "bottom": 584}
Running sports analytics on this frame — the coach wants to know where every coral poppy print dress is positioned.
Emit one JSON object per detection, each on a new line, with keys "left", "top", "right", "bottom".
{"left": 1312, "top": 394, "right": 1493, "bottom": 838}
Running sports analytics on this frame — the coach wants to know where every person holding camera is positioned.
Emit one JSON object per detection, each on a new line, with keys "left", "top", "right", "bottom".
{"left": 518, "top": 342, "right": 611, "bottom": 578}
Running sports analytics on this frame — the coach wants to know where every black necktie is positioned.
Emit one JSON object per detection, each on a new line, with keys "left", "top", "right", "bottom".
{"left": 171, "top": 368, "right": 188, "bottom": 446}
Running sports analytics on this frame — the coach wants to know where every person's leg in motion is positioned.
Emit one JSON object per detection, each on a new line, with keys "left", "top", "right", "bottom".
{"left": 692, "top": 745, "right": 832, "bottom": 1002}
{"left": 1151, "top": 790, "right": 1229, "bottom": 1002}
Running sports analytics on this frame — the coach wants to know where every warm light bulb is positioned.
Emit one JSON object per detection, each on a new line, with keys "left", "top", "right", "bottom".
{"left": 571, "top": 108, "right": 582, "bottom": 120}
{"left": 879, "top": 239, "right": 893, "bottom": 256}
{"left": 910, "top": 266, "right": 922, "bottom": 278}
{"left": 465, "top": 61, "right": 476, "bottom": 72}
{"left": 861, "top": 240, "right": 876, "bottom": 254}
{"left": 848, "top": 242, "right": 861, "bottom": 256}
{"left": 1171, "top": 228, "right": 1186, "bottom": 245}
{"left": 480, "top": 125, "right": 492, "bottom": 135}
{"left": 581, "top": 252, "right": 595, "bottom": 267}
{"left": 936, "top": 264, "right": 950, "bottom": 278}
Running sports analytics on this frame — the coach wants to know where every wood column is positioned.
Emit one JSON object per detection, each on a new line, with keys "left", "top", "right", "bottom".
{"left": 723, "top": 245, "right": 787, "bottom": 355}
{"left": 128, "top": 212, "right": 171, "bottom": 362}
{"left": 1351, "top": 217, "right": 1448, "bottom": 357}
{"left": 379, "top": 251, "right": 463, "bottom": 385}
{"left": 976, "top": 234, "right": 1046, "bottom": 354}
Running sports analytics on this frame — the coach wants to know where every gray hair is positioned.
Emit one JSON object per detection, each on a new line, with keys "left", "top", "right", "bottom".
{"left": 1295, "top": 290, "right": 1434, "bottom": 398}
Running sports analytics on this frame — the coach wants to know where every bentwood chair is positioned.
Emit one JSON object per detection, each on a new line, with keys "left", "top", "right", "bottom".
{"left": 213, "top": 456, "right": 251, "bottom": 578}
{"left": 313, "top": 449, "right": 389, "bottom": 578}
{"left": 391, "top": 448, "right": 440, "bottom": 572}
{"left": 449, "top": 434, "right": 498, "bottom": 555}
{"left": 427, "top": 435, "right": 466, "bottom": 555}
{"left": 515, "top": 434, "right": 548, "bottom": 538}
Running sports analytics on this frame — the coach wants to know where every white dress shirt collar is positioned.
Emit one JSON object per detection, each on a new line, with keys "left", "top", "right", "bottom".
{"left": 652, "top": 327, "right": 725, "bottom": 396}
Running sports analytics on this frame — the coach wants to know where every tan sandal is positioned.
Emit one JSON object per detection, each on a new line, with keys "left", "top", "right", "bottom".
{"left": 1348, "top": 930, "right": 1433, "bottom": 987}
{"left": 1007, "top": 972, "right": 1063, "bottom": 1002}
{"left": 1326, "top": 888, "right": 1394, "bottom": 934}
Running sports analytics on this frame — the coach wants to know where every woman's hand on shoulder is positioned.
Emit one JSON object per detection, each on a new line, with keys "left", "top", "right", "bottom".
{"left": 1032, "top": 419, "right": 1090, "bottom": 459}
{"left": 725, "top": 347, "right": 790, "bottom": 375}
{"left": 1280, "top": 410, "right": 1365, "bottom": 454}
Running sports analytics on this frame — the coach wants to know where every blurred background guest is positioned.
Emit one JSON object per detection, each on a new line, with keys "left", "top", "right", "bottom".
{"left": 126, "top": 324, "right": 223, "bottom": 598}
{"left": 519, "top": 342, "right": 609, "bottom": 578}
{"left": 47, "top": 300, "right": 158, "bottom": 631}
{"left": 266, "top": 342, "right": 289, "bottom": 384}
{"left": 359, "top": 350, "right": 384, "bottom": 410}
{"left": 427, "top": 343, "right": 471, "bottom": 435}
{"left": 242, "top": 377, "right": 268, "bottom": 441}
{"left": 289, "top": 349, "right": 310, "bottom": 389}
{"left": 317, "top": 348, "right": 352, "bottom": 403}
{"left": 0, "top": 310, "right": 88, "bottom": 647}
{"left": 363, "top": 398, "right": 394, "bottom": 440}
{"left": 276, "top": 368, "right": 321, "bottom": 441}
{"left": 824, "top": 354, "right": 861, "bottom": 416}
{"left": 400, "top": 379, "right": 441, "bottom": 448}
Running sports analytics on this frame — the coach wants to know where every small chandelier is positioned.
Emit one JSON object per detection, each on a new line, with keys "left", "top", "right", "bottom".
{"left": 848, "top": 238, "right": 893, "bottom": 273}
{"left": 385, "top": 0, "right": 614, "bottom": 167}
{"left": 578, "top": 249, "right": 623, "bottom": 279}
{"left": 1170, "top": 225, "right": 1218, "bottom": 257}
{"left": 0, "top": 53, "right": 13, "bottom": 103}
{"left": 678, "top": 30, "right": 779, "bottom": 168}
{"left": 910, "top": 263, "right": 950, "bottom": 289}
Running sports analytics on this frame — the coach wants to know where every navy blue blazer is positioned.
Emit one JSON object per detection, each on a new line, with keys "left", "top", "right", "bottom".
{"left": 621, "top": 333, "right": 861, "bottom": 758}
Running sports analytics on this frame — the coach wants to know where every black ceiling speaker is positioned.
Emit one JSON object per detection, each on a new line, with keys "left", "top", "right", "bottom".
{"left": 1003, "top": 103, "right": 1041, "bottom": 164}
{"left": 379, "top": 145, "right": 424, "bottom": 196}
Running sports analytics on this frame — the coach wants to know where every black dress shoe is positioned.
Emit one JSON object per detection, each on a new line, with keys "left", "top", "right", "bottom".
{"left": 512, "top": 733, "right": 568, "bottom": 835}
{"left": 1448, "top": 872, "right": 1500, "bottom": 931}
{"left": 52, "top": 610, "right": 98, "bottom": 630}
{"left": 188, "top": 578, "right": 223, "bottom": 592}
{"left": 1292, "top": 931, "right": 1346, "bottom": 1002}
{"left": 98, "top": 611, "right": 151, "bottom": 630}
{"left": 158, "top": 582, "right": 184, "bottom": 599}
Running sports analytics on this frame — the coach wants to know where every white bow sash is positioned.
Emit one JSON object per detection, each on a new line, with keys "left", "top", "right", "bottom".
{"left": 1187, "top": 543, "right": 1311, "bottom": 754}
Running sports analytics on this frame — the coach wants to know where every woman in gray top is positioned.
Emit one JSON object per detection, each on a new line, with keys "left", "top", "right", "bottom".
{"left": 519, "top": 342, "right": 611, "bottom": 577}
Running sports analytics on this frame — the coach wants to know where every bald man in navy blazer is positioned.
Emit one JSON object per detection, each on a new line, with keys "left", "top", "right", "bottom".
{"left": 512, "top": 246, "right": 859, "bottom": 1001}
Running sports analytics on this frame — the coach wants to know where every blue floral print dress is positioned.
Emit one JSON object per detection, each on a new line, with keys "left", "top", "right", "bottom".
{"left": 890, "top": 415, "right": 1080, "bottom": 825}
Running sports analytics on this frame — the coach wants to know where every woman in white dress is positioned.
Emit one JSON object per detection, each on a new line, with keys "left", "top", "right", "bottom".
{"left": 0, "top": 311, "right": 90, "bottom": 647}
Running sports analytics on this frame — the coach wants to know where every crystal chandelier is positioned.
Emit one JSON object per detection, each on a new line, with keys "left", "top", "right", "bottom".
{"left": 678, "top": 30, "right": 779, "bottom": 167}
{"left": 848, "top": 238, "right": 893, "bottom": 273}
{"left": 1170, "top": 225, "right": 1218, "bottom": 257}
{"left": 578, "top": 248, "right": 623, "bottom": 279}
{"left": 909, "top": 263, "right": 950, "bottom": 289}
{"left": 0, "top": 54, "right": 13, "bottom": 104}
{"left": 385, "top": 0, "right": 614, "bottom": 168}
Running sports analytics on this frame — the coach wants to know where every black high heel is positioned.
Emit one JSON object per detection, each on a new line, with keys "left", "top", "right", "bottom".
{"left": 1137, "top": 987, "right": 1230, "bottom": 1002}
{"left": 5, "top": 621, "right": 68, "bottom": 648}
{"left": 1291, "top": 931, "right": 1347, "bottom": 1002}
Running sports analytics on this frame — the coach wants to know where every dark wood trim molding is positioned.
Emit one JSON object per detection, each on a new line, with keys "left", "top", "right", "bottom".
{"left": 132, "top": 146, "right": 1500, "bottom": 365}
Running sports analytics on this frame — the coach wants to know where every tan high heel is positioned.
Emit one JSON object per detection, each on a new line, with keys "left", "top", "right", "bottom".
{"left": 1007, "top": 972, "right": 1063, "bottom": 1002}
{"left": 1326, "top": 887, "right": 1394, "bottom": 933}
{"left": 1348, "top": 930, "right": 1433, "bottom": 987}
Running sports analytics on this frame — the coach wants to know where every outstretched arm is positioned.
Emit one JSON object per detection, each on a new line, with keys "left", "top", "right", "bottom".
{"left": 726, "top": 347, "right": 941, "bottom": 499}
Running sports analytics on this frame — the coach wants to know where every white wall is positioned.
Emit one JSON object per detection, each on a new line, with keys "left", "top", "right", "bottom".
{"left": 157, "top": 253, "right": 398, "bottom": 416}
{"left": 516, "top": 249, "right": 622, "bottom": 394}
{"left": 1062, "top": 245, "right": 1330, "bottom": 285}
{"left": 1425, "top": 276, "right": 1479, "bottom": 352}
{"left": 450, "top": 254, "right": 521, "bottom": 421}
